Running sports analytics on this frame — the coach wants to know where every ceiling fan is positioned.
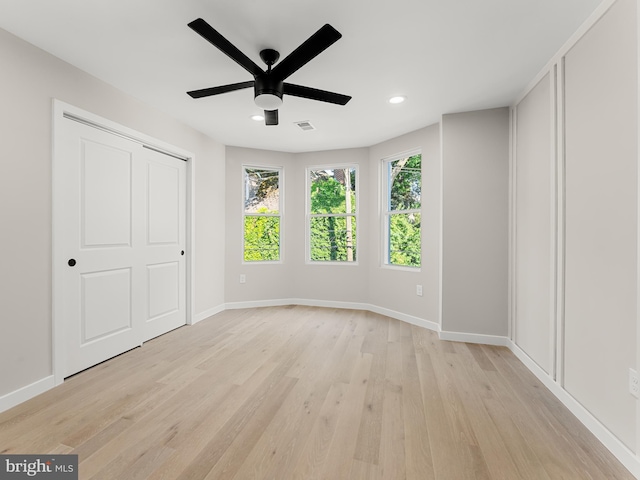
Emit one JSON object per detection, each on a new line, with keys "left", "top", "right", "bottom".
{"left": 186, "top": 18, "right": 352, "bottom": 126}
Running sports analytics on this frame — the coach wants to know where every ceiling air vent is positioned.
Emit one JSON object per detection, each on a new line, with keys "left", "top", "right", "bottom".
{"left": 294, "top": 120, "right": 315, "bottom": 131}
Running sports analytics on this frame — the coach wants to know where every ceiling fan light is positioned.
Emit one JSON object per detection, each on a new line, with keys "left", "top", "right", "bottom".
{"left": 255, "top": 93, "right": 283, "bottom": 110}
{"left": 388, "top": 95, "right": 406, "bottom": 104}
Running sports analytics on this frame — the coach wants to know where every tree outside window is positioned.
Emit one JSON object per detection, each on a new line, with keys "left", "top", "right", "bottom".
{"left": 243, "top": 166, "right": 281, "bottom": 262}
{"left": 384, "top": 153, "right": 421, "bottom": 267}
{"left": 308, "top": 167, "right": 357, "bottom": 262}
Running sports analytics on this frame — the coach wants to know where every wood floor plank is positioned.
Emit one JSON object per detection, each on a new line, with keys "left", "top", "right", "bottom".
{"left": 453, "top": 343, "right": 551, "bottom": 479}
{"left": 201, "top": 376, "right": 298, "bottom": 480}
{"left": 0, "top": 306, "right": 633, "bottom": 480}
{"left": 353, "top": 351, "right": 386, "bottom": 464}
{"left": 144, "top": 382, "right": 256, "bottom": 480}
{"left": 349, "top": 459, "right": 382, "bottom": 479}
{"left": 441, "top": 345, "right": 523, "bottom": 480}
{"left": 388, "top": 316, "right": 411, "bottom": 343}
{"left": 78, "top": 373, "right": 235, "bottom": 478}
{"left": 426, "top": 349, "right": 493, "bottom": 479}
{"left": 288, "top": 382, "right": 348, "bottom": 480}
{"left": 230, "top": 319, "right": 347, "bottom": 480}
{"left": 319, "top": 351, "right": 373, "bottom": 479}
{"left": 400, "top": 334, "right": 435, "bottom": 480}
{"left": 378, "top": 341, "right": 407, "bottom": 480}
{"left": 416, "top": 351, "right": 477, "bottom": 480}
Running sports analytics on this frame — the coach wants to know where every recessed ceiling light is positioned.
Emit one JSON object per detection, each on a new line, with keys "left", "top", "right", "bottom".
{"left": 250, "top": 114, "right": 265, "bottom": 122}
{"left": 388, "top": 96, "right": 406, "bottom": 104}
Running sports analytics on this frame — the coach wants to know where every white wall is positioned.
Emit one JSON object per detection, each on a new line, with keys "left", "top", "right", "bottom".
{"left": 513, "top": 73, "right": 554, "bottom": 374}
{"left": 511, "top": 0, "right": 639, "bottom": 466}
{"left": 0, "top": 28, "right": 226, "bottom": 398}
{"left": 224, "top": 146, "right": 371, "bottom": 307}
{"left": 563, "top": 0, "right": 637, "bottom": 451}
{"left": 292, "top": 149, "right": 371, "bottom": 304}
{"left": 224, "top": 147, "right": 296, "bottom": 303}
{"left": 368, "top": 125, "right": 441, "bottom": 324}
{"left": 225, "top": 129, "right": 444, "bottom": 328}
{"left": 441, "top": 108, "right": 510, "bottom": 337}
{"left": 225, "top": 119, "right": 509, "bottom": 338}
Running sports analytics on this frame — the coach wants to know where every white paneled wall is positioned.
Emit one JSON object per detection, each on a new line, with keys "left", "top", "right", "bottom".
{"left": 564, "top": 0, "right": 637, "bottom": 450}
{"left": 512, "top": 0, "right": 639, "bottom": 473}
{"left": 513, "top": 73, "right": 554, "bottom": 375}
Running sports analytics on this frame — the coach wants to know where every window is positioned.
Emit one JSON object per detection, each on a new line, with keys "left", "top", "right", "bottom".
{"left": 384, "top": 153, "right": 421, "bottom": 267}
{"left": 243, "top": 166, "right": 281, "bottom": 262}
{"left": 308, "top": 167, "right": 357, "bottom": 262}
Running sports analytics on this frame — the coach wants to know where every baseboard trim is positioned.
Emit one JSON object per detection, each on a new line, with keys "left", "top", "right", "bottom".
{"left": 508, "top": 342, "right": 640, "bottom": 478}
{"left": 366, "top": 304, "right": 440, "bottom": 332}
{"left": 224, "top": 298, "right": 440, "bottom": 333}
{"left": 192, "top": 304, "right": 226, "bottom": 325}
{"left": 0, "top": 375, "right": 55, "bottom": 414}
{"left": 294, "top": 298, "right": 371, "bottom": 311}
{"left": 439, "top": 330, "right": 510, "bottom": 346}
{"left": 225, "top": 298, "right": 298, "bottom": 310}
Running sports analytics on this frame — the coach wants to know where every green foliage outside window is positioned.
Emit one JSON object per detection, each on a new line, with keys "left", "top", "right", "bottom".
{"left": 310, "top": 216, "right": 357, "bottom": 261}
{"left": 309, "top": 169, "right": 356, "bottom": 262}
{"left": 387, "top": 154, "right": 421, "bottom": 267}
{"left": 244, "top": 208, "right": 280, "bottom": 261}
{"left": 389, "top": 213, "right": 421, "bottom": 266}
{"left": 244, "top": 167, "right": 280, "bottom": 261}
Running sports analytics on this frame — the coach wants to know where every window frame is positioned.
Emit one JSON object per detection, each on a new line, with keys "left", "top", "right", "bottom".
{"left": 381, "top": 150, "right": 422, "bottom": 271}
{"left": 242, "top": 164, "right": 284, "bottom": 264}
{"left": 306, "top": 164, "right": 359, "bottom": 265}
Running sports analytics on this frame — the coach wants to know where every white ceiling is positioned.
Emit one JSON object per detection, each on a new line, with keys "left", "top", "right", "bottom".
{"left": 0, "top": 0, "right": 602, "bottom": 153}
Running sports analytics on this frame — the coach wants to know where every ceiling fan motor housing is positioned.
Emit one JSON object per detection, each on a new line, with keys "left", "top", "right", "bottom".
{"left": 254, "top": 75, "right": 284, "bottom": 110}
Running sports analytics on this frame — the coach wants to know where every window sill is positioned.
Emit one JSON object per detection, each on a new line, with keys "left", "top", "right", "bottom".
{"left": 380, "top": 264, "right": 422, "bottom": 273}
{"left": 305, "top": 260, "right": 360, "bottom": 266}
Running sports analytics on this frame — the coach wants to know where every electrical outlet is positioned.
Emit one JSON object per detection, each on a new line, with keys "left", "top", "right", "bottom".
{"left": 416, "top": 284, "right": 423, "bottom": 297}
{"left": 629, "top": 368, "right": 639, "bottom": 398}
{"left": 239, "top": 274, "right": 246, "bottom": 284}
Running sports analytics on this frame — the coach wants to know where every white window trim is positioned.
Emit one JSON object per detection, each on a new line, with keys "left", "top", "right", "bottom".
{"left": 306, "top": 164, "right": 359, "bottom": 265}
{"left": 381, "top": 149, "right": 422, "bottom": 270}
{"left": 242, "top": 164, "right": 284, "bottom": 264}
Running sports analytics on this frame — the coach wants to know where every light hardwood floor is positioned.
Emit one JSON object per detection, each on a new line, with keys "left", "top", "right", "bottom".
{"left": 0, "top": 306, "right": 634, "bottom": 479}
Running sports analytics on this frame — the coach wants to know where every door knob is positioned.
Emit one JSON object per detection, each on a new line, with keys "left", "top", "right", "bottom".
{"left": 181, "top": 250, "right": 185, "bottom": 256}
{"left": 68, "top": 259, "right": 76, "bottom": 267}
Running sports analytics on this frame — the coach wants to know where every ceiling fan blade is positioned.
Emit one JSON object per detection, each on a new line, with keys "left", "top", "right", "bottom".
{"left": 271, "top": 24, "right": 342, "bottom": 81}
{"left": 284, "top": 83, "right": 351, "bottom": 105}
{"left": 188, "top": 18, "right": 264, "bottom": 77}
{"left": 265, "top": 110, "right": 279, "bottom": 126}
{"left": 187, "top": 81, "right": 255, "bottom": 99}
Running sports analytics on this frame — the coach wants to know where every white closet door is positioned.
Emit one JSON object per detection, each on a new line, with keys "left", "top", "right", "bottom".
{"left": 142, "top": 148, "right": 186, "bottom": 341}
{"left": 58, "top": 119, "right": 186, "bottom": 377}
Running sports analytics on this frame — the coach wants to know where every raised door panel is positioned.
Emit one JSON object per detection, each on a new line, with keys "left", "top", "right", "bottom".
{"left": 142, "top": 149, "right": 186, "bottom": 341}
{"left": 147, "top": 262, "right": 179, "bottom": 320}
{"left": 148, "top": 161, "right": 180, "bottom": 245}
{"left": 81, "top": 140, "right": 132, "bottom": 248}
{"left": 81, "top": 268, "right": 132, "bottom": 343}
